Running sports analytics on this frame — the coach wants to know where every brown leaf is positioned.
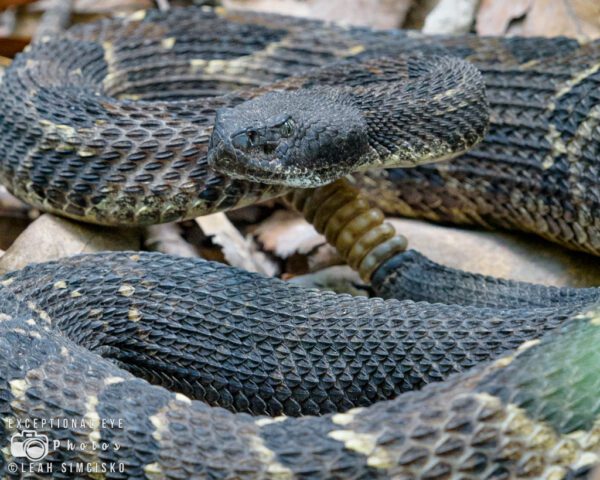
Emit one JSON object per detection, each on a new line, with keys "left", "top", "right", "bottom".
{"left": 477, "top": 0, "right": 600, "bottom": 39}
{"left": 0, "top": 0, "right": 37, "bottom": 9}
{"left": 0, "top": 37, "right": 29, "bottom": 57}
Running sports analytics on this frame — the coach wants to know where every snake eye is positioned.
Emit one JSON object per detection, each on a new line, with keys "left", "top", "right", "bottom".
{"left": 232, "top": 129, "right": 259, "bottom": 149}
{"left": 279, "top": 119, "right": 295, "bottom": 138}
{"left": 246, "top": 129, "right": 258, "bottom": 146}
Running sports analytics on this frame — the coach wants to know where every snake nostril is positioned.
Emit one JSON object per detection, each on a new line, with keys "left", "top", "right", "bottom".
{"left": 263, "top": 144, "right": 276, "bottom": 155}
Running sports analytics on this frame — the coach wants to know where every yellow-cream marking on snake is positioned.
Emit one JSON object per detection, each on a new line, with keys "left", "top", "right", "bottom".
{"left": 104, "top": 376, "right": 125, "bottom": 386}
{"left": 26, "top": 300, "right": 51, "bottom": 324}
{"left": 492, "top": 338, "right": 541, "bottom": 369}
{"left": 567, "top": 421, "right": 600, "bottom": 457}
{"left": 143, "top": 463, "right": 163, "bottom": 480}
{"left": 128, "top": 9, "right": 147, "bottom": 22}
{"left": 331, "top": 407, "right": 365, "bottom": 426}
{"left": 473, "top": 392, "right": 600, "bottom": 477}
{"left": 255, "top": 416, "right": 287, "bottom": 427}
{"left": 82, "top": 393, "right": 108, "bottom": 479}
{"left": 543, "top": 62, "right": 600, "bottom": 170}
{"left": 53, "top": 280, "right": 68, "bottom": 289}
{"left": 576, "top": 307, "right": 600, "bottom": 325}
{"left": 541, "top": 125, "right": 565, "bottom": 170}
{"left": 0, "top": 278, "right": 14, "bottom": 287}
{"left": 118, "top": 284, "right": 135, "bottom": 297}
{"left": 9, "top": 379, "right": 27, "bottom": 400}
{"left": 37, "top": 119, "right": 96, "bottom": 158}
{"left": 344, "top": 45, "right": 366, "bottom": 56}
{"left": 149, "top": 411, "right": 168, "bottom": 443}
{"left": 247, "top": 434, "right": 294, "bottom": 478}
{"left": 102, "top": 41, "right": 119, "bottom": 92}
{"left": 0, "top": 314, "right": 11, "bottom": 322}
{"left": 553, "top": 62, "right": 600, "bottom": 102}
{"left": 328, "top": 430, "right": 377, "bottom": 456}
{"left": 128, "top": 307, "right": 141, "bottom": 322}
{"left": 188, "top": 57, "right": 263, "bottom": 85}
{"left": 85, "top": 394, "right": 101, "bottom": 443}
{"left": 71, "top": 289, "right": 83, "bottom": 298}
{"left": 161, "top": 37, "right": 176, "bottom": 50}
{"left": 145, "top": 395, "right": 200, "bottom": 479}
{"left": 174, "top": 392, "right": 192, "bottom": 404}
{"left": 328, "top": 429, "right": 393, "bottom": 469}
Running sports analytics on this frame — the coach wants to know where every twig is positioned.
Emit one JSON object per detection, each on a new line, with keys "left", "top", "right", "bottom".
{"left": 34, "top": 0, "right": 74, "bottom": 43}
{"left": 0, "top": 7, "right": 16, "bottom": 37}
{"left": 156, "top": 0, "right": 170, "bottom": 11}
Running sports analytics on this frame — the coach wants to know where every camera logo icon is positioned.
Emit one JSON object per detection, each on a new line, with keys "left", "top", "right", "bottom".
{"left": 10, "top": 430, "right": 49, "bottom": 461}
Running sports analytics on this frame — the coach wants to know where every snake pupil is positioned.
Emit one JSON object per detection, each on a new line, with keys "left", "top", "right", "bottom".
{"left": 246, "top": 129, "right": 258, "bottom": 146}
{"left": 280, "top": 119, "right": 294, "bottom": 137}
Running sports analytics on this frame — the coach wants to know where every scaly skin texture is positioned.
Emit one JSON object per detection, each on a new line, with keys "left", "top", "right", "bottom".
{"left": 1, "top": 252, "right": 600, "bottom": 479}
{"left": 0, "top": 8, "right": 486, "bottom": 225}
{"left": 0, "top": 6, "right": 599, "bottom": 479}
{"left": 354, "top": 40, "right": 600, "bottom": 256}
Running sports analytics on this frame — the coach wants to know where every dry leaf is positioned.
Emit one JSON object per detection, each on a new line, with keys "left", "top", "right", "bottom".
{"left": 422, "top": 0, "right": 480, "bottom": 34}
{"left": 0, "top": 37, "right": 29, "bottom": 57}
{"left": 145, "top": 223, "right": 199, "bottom": 258}
{"left": 306, "top": 243, "right": 343, "bottom": 272}
{"left": 73, "top": 0, "right": 153, "bottom": 13}
{"left": 288, "top": 265, "right": 368, "bottom": 296}
{"left": 477, "top": 0, "right": 600, "bottom": 39}
{"left": 475, "top": 0, "right": 531, "bottom": 35}
{"left": 254, "top": 210, "right": 324, "bottom": 258}
{"left": 223, "top": 0, "right": 413, "bottom": 28}
{"left": 0, "top": 214, "right": 141, "bottom": 274}
{"left": 196, "top": 212, "right": 278, "bottom": 276}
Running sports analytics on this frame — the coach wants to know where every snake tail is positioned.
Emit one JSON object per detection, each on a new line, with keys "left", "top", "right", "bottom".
{"left": 287, "top": 179, "right": 407, "bottom": 281}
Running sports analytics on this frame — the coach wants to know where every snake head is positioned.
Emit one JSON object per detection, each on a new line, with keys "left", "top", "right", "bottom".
{"left": 208, "top": 88, "right": 371, "bottom": 187}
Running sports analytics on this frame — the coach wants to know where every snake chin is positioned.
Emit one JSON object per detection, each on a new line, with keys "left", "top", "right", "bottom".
{"left": 207, "top": 87, "right": 370, "bottom": 187}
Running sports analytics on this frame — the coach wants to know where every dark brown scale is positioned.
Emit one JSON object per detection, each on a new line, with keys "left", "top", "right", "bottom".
{"left": 357, "top": 43, "right": 600, "bottom": 255}
{"left": 0, "top": 7, "right": 600, "bottom": 479}
{"left": 1, "top": 253, "right": 599, "bottom": 477}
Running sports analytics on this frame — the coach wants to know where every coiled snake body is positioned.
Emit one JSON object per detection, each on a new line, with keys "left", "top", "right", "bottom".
{"left": 0, "top": 7, "right": 599, "bottom": 479}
